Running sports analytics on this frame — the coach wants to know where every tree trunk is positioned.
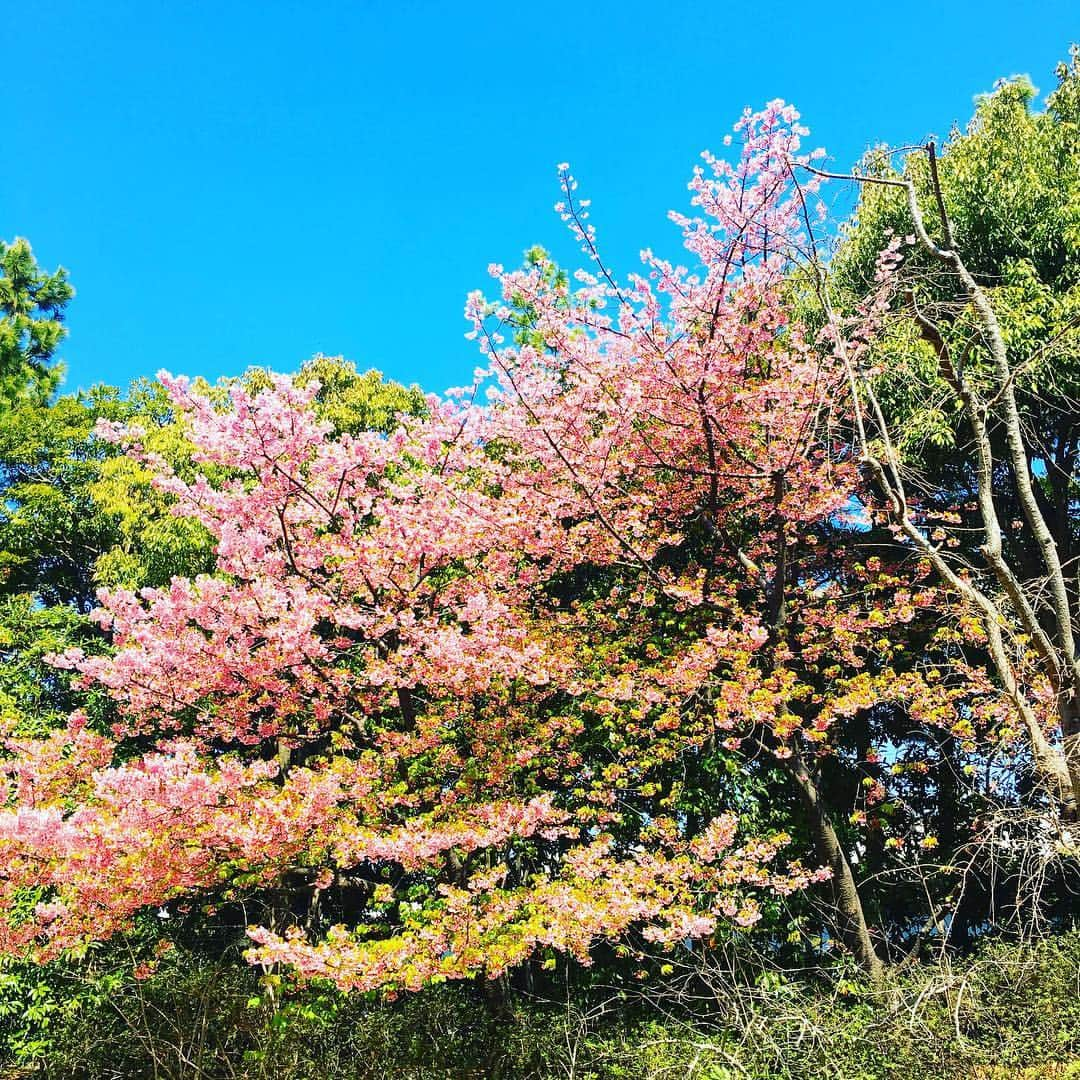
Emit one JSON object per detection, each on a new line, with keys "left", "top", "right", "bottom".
{"left": 1062, "top": 707, "right": 1080, "bottom": 816}
{"left": 782, "top": 749, "right": 885, "bottom": 980}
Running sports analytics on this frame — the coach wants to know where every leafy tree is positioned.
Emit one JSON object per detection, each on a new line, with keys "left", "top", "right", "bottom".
{"left": 0, "top": 239, "right": 73, "bottom": 407}
{"left": 293, "top": 354, "right": 427, "bottom": 435}
{"left": 0, "top": 382, "right": 205, "bottom": 610}
{"left": 0, "top": 357, "right": 425, "bottom": 706}
{"left": 774, "top": 54, "right": 1080, "bottom": 960}
{"left": 818, "top": 52, "right": 1080, "bottom": 807}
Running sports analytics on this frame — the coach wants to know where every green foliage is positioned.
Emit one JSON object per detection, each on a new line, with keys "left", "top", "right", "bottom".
{"left": 0, "top": 381, "right": 215, "bottom": 609}
{"left": 816, "top": 54, "right": 1080, "bottom": 954}
{"left": 294, "top": 354, "right": 427, "bottom": 435}
{"left": 240, "top": 354, "right": 427, "bottom": 435}
{"left": 0, "top": 380, "right": 219, "bottom": 742}
{"left": 0, "top": 238, "right": 73, "bottom": 408}
{"left": 830, "top": 49, "right": 1080, "bottom": 461}
{"left": 4, "top": 931, "right": 1079, "bottom": 1078}
{"left": 0, "top": 597, "right": 96, "bottom": 736}
{"left": 505, "top": 246, "right": 571, "bottom": 353}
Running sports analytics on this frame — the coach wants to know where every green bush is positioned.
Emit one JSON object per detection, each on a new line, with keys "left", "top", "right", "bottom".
{"left": 3, "top": 931, "right": 1079, "bottom": 1078}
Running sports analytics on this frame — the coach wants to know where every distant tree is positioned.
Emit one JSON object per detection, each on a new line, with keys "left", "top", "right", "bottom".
{"left": 0, "top": 238, "right": 73, "bottom": 407}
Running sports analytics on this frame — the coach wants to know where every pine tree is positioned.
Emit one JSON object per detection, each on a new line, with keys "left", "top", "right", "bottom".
{"left": 0, "top": 237, "right": 74, "bottom": 407}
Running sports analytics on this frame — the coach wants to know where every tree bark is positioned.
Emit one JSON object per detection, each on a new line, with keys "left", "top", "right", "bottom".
{"left": 782, "top": 748, "right": 885, "bottom": 980}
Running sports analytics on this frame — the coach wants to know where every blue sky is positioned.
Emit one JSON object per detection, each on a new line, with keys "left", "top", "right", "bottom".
{"left": 7, "top": 1, "right": 1077, "bottom": 396}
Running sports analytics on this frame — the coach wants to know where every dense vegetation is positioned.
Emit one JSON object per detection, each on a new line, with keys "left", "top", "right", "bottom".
{"left": 1, "top": 52, "right": 1078, "bottom": 1079}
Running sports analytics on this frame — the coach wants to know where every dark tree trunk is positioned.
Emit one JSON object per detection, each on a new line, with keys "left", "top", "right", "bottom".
{"left": 782, "top": 748, "right": 885, "bottom": 980}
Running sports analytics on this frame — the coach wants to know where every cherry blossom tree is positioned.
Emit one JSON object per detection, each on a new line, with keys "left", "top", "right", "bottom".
{"left": 0, "top": 102, "right": 993, "bottom": 987}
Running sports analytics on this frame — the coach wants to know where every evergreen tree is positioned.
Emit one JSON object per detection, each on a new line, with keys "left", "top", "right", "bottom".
{"left": 0, "top": 238, "right": 74, "bottom": 407}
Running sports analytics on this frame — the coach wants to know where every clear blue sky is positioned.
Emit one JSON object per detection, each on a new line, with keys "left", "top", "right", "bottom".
{"left": 7, "top": 1, "right": 1077, "bottom": 396}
